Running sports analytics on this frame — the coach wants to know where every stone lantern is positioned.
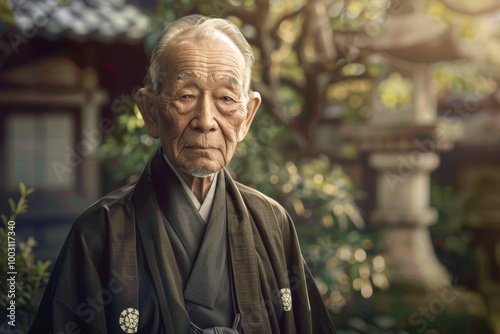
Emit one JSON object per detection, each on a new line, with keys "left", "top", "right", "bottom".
{"left": 342, "top": 1, "right": 493, "bottom": 330}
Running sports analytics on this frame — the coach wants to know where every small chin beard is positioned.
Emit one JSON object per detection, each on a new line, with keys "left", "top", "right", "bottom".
{"left": 179, "top": 166, "right": 217, "bottom": 178}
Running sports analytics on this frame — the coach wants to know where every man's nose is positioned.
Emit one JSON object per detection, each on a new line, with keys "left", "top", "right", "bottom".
{"left": 191, "top": 94, "right": 218, "bottom": 132}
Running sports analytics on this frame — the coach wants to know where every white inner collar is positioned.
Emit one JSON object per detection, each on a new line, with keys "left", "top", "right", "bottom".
{"left": 162, "top": 152, "right": 218, "bottom": 223}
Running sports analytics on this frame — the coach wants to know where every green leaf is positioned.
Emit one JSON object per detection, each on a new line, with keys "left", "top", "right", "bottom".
{"left": 27, "top": 188, "right": 34, "bottom": 195}
{"left": 1, "top": 214, "right": 7, "bottom": 224}
{"left": 36, "top": 260, "right": 52, "bottom": 276}
{"left": 8, "top": 198, "right": 16, "bottom": 213}
{"left": 19, "top": 182, "right": 27, "bottom": 195}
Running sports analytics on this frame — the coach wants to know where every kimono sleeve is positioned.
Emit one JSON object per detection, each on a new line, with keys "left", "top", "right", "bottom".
{"left": 28, "top": 207, "right": 112, "bottom": 334}
{"left": 274, "top": 205, "right": 337, "bottom": 334}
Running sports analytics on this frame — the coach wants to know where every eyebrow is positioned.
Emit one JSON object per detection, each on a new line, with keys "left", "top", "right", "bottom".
{"left": 175, "top": 73, "right": 188, "bottom": 80}
{"left": 174, "top": 72, "right": 242, "bottom": 88}
{"left": 224, "top": 76, "right": 242, "bottom": 87}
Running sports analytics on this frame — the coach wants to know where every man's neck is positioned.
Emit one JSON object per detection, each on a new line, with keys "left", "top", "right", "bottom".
{"left": 176, "top": 169, "right": 215, "bottom": 205}
{"left": 161, "top": 149, "right": 218, "bottom": 204}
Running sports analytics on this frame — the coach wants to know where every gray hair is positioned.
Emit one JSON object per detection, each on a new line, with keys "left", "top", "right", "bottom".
{"left": 144, "top": 15, "right": 255, "bottom": 97}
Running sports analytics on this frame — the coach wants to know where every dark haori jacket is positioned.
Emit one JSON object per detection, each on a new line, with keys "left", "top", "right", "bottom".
{"left": 28, "top": 148, "right": 336, "bottom": 334}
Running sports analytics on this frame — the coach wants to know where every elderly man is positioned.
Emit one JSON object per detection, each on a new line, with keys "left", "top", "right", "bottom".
{"left": 29, "top": 15, "right": 336, "bottom": 334}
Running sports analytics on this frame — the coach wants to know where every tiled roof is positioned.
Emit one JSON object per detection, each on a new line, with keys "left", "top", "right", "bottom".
{"left": 7, "top": 0, "right": 150, "bottom": 43}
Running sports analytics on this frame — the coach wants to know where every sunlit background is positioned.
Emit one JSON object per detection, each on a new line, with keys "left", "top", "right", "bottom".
{"left": 1, "top": 0, "right": 500, "bottom": 332}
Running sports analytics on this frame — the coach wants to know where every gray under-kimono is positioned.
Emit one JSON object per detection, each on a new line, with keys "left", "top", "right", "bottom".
{"left": 28, "top": 148, "right": 336, "bottom": 334}
{"left": 151, "top": 149, "right": 237, "bottom": 332}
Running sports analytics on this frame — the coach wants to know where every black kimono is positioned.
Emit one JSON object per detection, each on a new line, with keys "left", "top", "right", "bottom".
{"left": 28, "top": 149, "right": 336, "bottom": 333}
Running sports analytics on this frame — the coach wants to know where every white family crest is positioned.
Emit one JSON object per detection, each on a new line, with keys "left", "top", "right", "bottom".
{"left": 119, "top": 308, "right": 139, "bottom": 333}
{"left": 280, "top": 288, "right": 292, "bottom": 311}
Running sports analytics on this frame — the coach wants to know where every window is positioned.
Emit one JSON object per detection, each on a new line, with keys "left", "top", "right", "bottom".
{"left": 6, "top": 113, "right": 75, "bottom": 191}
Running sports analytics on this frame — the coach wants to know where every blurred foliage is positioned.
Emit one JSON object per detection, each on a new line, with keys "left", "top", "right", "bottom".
{"left": 432, "top": 60, "right": 498, "bottom": 100}
{"left": 0, "top": 183, "right": 51, "bottom": 332}
{"left": 377, "top": 72, "right": 413, "bottom": 111}
{"left": 430, "top": 184, "right": 481, "bottom": 282}
{"left": 325, "top": 78, "right": 373, "bottom": 121}
{"left": 424, "top": 0, "right": 499, "bottom": 37}
{"left": 100, "top": 105, "right": 159, "bottom": 183}
{"left": 330, "top": 0, "right": 392, "bottom": 30}
{"left": 0, "top": 0, "right": 14, "bottom": 27}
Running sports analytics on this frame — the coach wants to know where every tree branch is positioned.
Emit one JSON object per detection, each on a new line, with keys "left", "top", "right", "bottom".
{"left": 229, "top": 6, "right": 257, "bottom": 23}
{"left": 252, "top": 81, "right": 285, "bottom": 120}
{"left": 271, "top": 4, "right": 309, "bottom": 35}
{"left": 295, "top": 5, "right": 314, "bottom": 70}
{"left": 252, "top": 80, "right": 306, "bottom": 141}
{"left": 281, "top": 76, "right": 304, "bottom": 93}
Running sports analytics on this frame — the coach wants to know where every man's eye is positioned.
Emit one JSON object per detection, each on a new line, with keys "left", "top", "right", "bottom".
{"left": 221, "top": 96, "right": 235, "bottom": 102}
{"left": 180, "top": 95, "right": 193, "bottom": 100}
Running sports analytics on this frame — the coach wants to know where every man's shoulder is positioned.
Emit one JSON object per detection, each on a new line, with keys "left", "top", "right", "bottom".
{"left": 71, "top": 181, "right": 138, "bottom": 233}
{"left": 233, "top": 181, "right": 290, "bottom": 223}
{"left": 51, "top": 181, "right": 139, "bottom": 263}
{"left": 234, "top": 181, "right": 283, "bottom": 208}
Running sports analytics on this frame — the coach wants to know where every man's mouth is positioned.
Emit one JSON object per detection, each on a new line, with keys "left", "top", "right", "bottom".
{"left": 188, "top": 146, "right": 213, "bottom": 150}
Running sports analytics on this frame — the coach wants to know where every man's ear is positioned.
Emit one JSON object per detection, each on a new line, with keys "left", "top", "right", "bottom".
{"left": 237, "top": 91, "right": 261, "bottom": 142}
{"left": 135, "top": 88, "right": 159, "bottom": 139}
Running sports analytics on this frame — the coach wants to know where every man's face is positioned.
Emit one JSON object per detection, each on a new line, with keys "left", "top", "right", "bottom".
{"left": 146, "top": 34, "right": 259, "bottom": 177}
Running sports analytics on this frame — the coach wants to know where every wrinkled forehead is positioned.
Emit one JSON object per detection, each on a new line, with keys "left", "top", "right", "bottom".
{"left": 160, "top": 32, "right": 246, "bottom": 89}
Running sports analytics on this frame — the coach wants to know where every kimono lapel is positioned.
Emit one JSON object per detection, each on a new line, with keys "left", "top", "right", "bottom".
{"left": 132, "top": 149, "right": 192, "bottom": 334}
{"left": 224, "top": 169, "right": 273, "bottom": 334}
{"left": 184, "top": 171, "right": 227, "bottom": 309}
{"left": 151, "top": 150, "right": 207, "bottom": 262}
{"left": 106, "top": 202, "right": 139, "bottom": 333}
